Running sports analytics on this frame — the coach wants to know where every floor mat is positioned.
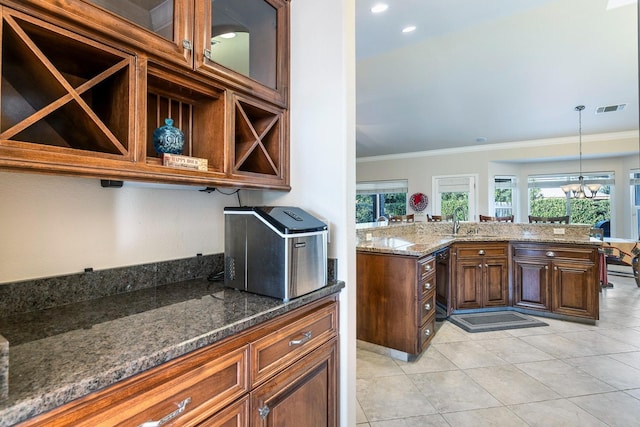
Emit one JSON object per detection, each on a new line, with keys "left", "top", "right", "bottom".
{"left": 448, "top": 311, "right": 548, "bottom": 333}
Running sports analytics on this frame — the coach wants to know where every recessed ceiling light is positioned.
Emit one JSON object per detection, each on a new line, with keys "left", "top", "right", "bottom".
{"left": 371, "top": 3, "right": 388, "bottom": 13}
{"left": 402, "top": 26, "right": 417, "bottom": 33}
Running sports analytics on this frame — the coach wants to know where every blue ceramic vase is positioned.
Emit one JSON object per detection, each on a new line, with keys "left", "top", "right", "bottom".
{"left": 153, "top": 118, "right": 184, "bottom": 155}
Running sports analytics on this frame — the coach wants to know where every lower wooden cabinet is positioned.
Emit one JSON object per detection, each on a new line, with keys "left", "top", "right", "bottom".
{"left": 250, "top": 339, "right": 338, "bottom": 427}
{"left": 512, "top": 243, "right": 599, "bottom": 319}
{"left": 453, "top": 243, "right": 509, "bottom": 310}
{"left": 19, "top": 297, "right": 339, "bottom": 427}
{"left": 356, "top": 251, "right": 436, "bottom": 357}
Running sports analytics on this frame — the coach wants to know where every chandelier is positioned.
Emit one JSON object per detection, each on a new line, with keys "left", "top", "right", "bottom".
{"left": 561, "top": 105, "right": 601, "bottom": 199}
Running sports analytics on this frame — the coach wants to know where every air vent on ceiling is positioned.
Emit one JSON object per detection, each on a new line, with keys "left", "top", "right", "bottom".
{"left": 595, "top": 104, "right": 626, "bottom": 114}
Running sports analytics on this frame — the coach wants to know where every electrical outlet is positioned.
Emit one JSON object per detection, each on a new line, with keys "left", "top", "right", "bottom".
{"left": 553, "top": 228, "right": 566, "bottom": 235}
{"left": 366, "top": 233, "right": 373, "bottom": 241}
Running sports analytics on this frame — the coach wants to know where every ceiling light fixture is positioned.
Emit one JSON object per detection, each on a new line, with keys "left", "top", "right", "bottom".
{"left": 219, "top": 32, "right": 237, "bottom": 39}
{"left": 561, "top": 105, "right": 601, "bottom": 199}
{"left": 371, "top": 3, "right": 388, "bottom": 13}
{"left": 402, "top": 25, "right": 417, "bottom": 33}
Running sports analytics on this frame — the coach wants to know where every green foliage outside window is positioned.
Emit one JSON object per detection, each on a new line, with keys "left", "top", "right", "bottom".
{"left": 441, "top": 192, "right": 468, "bottom": 218}
{"left": 529, "top": 187, "right": 610, "bottom": 225}
{"left": 356, "top": 193, "right": 406, "bottom": 223}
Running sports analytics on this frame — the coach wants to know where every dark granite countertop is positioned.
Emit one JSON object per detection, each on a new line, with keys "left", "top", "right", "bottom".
{"left": 0, "top": 279, "right": 344, "bottom": 426}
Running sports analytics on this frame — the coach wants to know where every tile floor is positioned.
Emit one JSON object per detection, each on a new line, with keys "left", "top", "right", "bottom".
{"left": 356, "top": 271, "right": 640, "bottom": 426}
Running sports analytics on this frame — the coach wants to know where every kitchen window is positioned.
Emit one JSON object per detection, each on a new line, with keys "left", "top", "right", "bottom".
{"left": 432, "top": 175, "right": 477, "bottom": 221}
{"left": 493, "top": 176, "right": 517, "bottom": 219}
{"left": 527, "top": 172, "right": 612, "bottom": 226}
{"left": 356, "top": 180, "right": 408, "bottom": 223}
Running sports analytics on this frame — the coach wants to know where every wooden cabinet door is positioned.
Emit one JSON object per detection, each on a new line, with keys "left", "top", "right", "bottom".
{"left": 483, "top": 258, "right": 509, "bottom": 307}
{"left": 251, "top": 339, "right": 338, "bottom": 427}
{"left": 513, "top": 257, "right": 551, "bottom": 311}
{"left": 551, "top": 260, "right": 597, "bottom": 318}
{"left": 454, "top": 259, "right": 483, "bottom": 309}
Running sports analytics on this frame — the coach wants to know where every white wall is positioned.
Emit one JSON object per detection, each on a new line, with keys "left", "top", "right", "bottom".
{"left": 252, "top": 1, "right": 356, "bottom": 425}
{"left": 0, "top": 0, "right": 356, "bottom": 425}
{"left": 357, "top": 132, "right": 639, "bottom": 238}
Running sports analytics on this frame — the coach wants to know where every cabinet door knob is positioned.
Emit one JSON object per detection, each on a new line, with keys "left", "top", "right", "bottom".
{"left": 182, "top": 39, "right": 193, "bottom": 51}
{"left": 424, "top": 302, "right": 432, "bottom": 311}
{"left": 424, "top": 328, "right": 431, "bottom": 337}
{"left": 258, "top": 405, "right": 271, "bottom": 420}
{"left": 545, "top": 265, "right": 549, "bottom": 270}
{"left": 554, "top": 266, "right": 558, "bottom": 270}
{"left": 485, "top": 264, "right": 488, "bottom": 268}
{"left": 424, "top": 282, "right": 432, "bottom": 290}
{"left": 425, "top": 264, "right": 432, "bottom": 271}
{"left": 478, "top": 250, "right": 485, "bottom": 255}
{"left": 546, "top": 251, "right": 556, "bottom": 257}
{"left": 478, "top": 264, "right": 482, "bottom": 268}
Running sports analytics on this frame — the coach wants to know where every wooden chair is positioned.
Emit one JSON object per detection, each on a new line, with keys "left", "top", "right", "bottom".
{"left": 528, "top": 215, "right": 569, "bottom": 224}
{"left": 389, "top": 214, "right": 414, "bottom": 223}
{"left": 428, "top": 214, "right": 453, "bottom": 222}
{"left": 479, "top": 214, "right": 514, "bottom": 222}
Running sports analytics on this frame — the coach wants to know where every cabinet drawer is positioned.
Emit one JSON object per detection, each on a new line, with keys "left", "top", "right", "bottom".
{"left": 420, "top": 273, "right": 436, "bottom": 299}
{"left": 420, "top": 289, "right": 436, "bottom": 325}
{"left": 457, "top": 244, "right": 507, "bottom": 259}
{"left": 419, "top": 314, "right": 436, "bottom": 352}
{"left": 418, "top": 256, "right": 436, "bottom": 281}
{"left": 250, "top": 301, "right": 338, "bottom": 387}
{"left": 512, "top": 244, "right": 596, "bottom": 262}
{"left": 30, "top": 345, "right": 249, "bottom": 427}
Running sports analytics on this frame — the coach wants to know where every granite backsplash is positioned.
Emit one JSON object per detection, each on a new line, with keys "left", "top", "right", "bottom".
{"left": 0, "top": 254, "right": 224, "bottom": 317}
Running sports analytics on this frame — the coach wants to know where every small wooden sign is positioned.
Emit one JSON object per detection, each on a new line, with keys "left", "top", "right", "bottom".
{"left": 162, "top": 153, "right": 208, "bottom": 171}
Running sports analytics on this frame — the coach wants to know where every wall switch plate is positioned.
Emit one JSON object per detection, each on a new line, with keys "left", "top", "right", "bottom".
{"left": 366, "top": 233, "right": 373, "bottom": 241}
{"left": 553, "top": 228, "right": 566, "bottom": 235}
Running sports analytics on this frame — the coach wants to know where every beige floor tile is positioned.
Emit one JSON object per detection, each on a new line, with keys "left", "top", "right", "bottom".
{"left": 519, "top": 333, "right": 601, "bottom": 359}
{"left": 369, "top": 414, "right": 450, "bottom": 427}
{"left": 395, "top": 346, "right": 458, "bottom": 374}
{"left": 514, "top": 359, "right": 615, "bottom": 397}
{"left": 409, "top": 370, "right": 501, "bottom": 413}
{"left": 441, "top": 406, "right": 528, "bottom": 426}
{"left": 557, "top": 330, "right": 639, "bottom": 354}
{"left": 509, "top": 398, "right": 608, "bottom": 426}
{"left": 565, "top": 355, "right": 640, "bottom": 390}
{"left": 476, "top": 336, "right": 555, "bottom": 363}
{"left": 356, "top": 398, "right": 368, "bottom": 424}
{"left": 570, "top": 391, "right": 640, "bottom": 427}
{"left": 430, "top": 322, "right": 469, "bottom": 343}
{"left": 356, "top": 348, "right": 404, "bottom": 379}
{"left": 465, "top": 364, "right": 560, "bottom": 405}
{"left": 593, "top": 327, "right": 640, "bottom": 348}
{"left": 607, "top": 350, "right": 640, "bottom": 370}
{"left": 432, "top": 341, "right": 508, "bottom": 369}
{"left": 625, "top": 388, "right": 640, "bottom": 400}
{"left": 356, "top": 375, "right": 437, "bottom": 421}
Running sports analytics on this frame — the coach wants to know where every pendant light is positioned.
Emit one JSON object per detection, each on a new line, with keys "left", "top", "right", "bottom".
{"left": 561, "top": 105, "right": 601, "bottom": 199}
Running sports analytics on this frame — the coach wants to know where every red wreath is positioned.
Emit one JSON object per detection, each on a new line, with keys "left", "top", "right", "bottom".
{"left": 409, "top": 193, "right": 429, "bottom": 212}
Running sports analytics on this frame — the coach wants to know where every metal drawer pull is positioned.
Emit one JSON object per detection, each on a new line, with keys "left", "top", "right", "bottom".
{"left": 478, "top": 250, "right": 485, "bottom": 255}
{"left": 546, "top": 251, "right": 556, "bottom": 257}
{"left": 424, "top": 302, "right": 432, "bottom": 311}
{"left": 424, "top": 328, "right": 431, "bottom": 337}
{"left": 289, "top": 331, "right": 312, "bottom": 346}
{"left": 424, "top": 282, "right": 432, "bottom": 290}
{"left": 425, "top": 264, "right": 432, "bottom": 271}
{"left": 139, "top": 397, "right": 191, "bottom": 427}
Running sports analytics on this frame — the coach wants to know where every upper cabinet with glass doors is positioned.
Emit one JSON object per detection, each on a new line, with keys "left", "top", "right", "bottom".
{"left": 22, "top": 0, "right": 289, "bottom": 106}
{"left": 194, "top": 0, "right": 289, "bottom": 106}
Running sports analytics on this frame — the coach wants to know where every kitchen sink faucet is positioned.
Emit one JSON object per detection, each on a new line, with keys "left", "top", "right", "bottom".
{"left": 452, "top": 206, "right": 466, "bottom": 235}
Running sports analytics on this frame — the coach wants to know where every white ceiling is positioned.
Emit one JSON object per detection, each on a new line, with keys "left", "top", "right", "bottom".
{"left": 355, "top": 0, "right": 639, "bottom": 158}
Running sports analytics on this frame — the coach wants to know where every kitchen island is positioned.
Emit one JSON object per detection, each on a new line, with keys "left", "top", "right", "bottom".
{"left": 0, "top": 277, "right": 343, "bottom": 426}
{"left": 356, "top": 221, "right": 601, "bottom": 360}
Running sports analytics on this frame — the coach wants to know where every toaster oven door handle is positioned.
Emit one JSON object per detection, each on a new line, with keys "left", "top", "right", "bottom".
{"left": 289, "top": 331, "right": 312, "bottom": 346}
